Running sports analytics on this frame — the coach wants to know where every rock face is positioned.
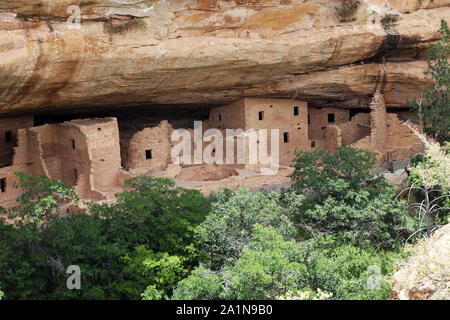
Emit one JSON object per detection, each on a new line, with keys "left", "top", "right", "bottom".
{"left": 391, "top": 223, "right": 450, "bottom": 300}
{"left": 0, "top": 0, "right": 448, "bottom": 115}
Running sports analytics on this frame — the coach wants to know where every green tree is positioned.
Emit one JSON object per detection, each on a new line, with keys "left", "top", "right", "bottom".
{"left": 224, "top": 225, "right": 308, "bottom": 300}
{"left": 409, "top": 19, "right": 449, "bottom": 144}
{"left": 7, "top": 172, "right": 79, "bottom": 224}
{"left": 173, "top": 225, "right": 309, "bottom": 300}
{"left": 285, "top": 187, "right": 416, "bottom": 248}
{"left": 299, "top": 235, "right": 400, "bottom": 300}
{"left": 289, "top": 146, "right": 380, "bottom": 200}
{"left": 120, "top": 245, "right": 188, "bottom": 299}
{"left": 171, "top": 266, "right": 224, "bottom": 300}
{"left": 0, "top": 213, "right": 127, "bottom": 300}
{"left": 287, "top": 146, "right": 416, "bottom": 248}
{"left": 89, "top": 177, "right": 209, "bottom": 257}
{"left": 195, "top": 188, "right": 295, "bottom": 270}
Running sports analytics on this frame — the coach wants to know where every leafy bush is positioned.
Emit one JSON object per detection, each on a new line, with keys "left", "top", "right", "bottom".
{"left": 0, "top": 175, "right": 208, "bottom": 300}
{"left": 299, "top": 235, "right": 400, "bottom": 300}
{"left": 173, "top": 226, "right": 398, "bottom": 300}
{"left": 195, "top": 188, "right": 295, "bottom": 270}
{"left": 0, "top": 213, "right": 126, "bottom": 299}
{"left": 409, "top": 19, "right": 449, "bottom": 144}
{"left": 171, "top": 266, "right": 225, "bottom": 300}
{"left": 287, "top": 146, "right": 416, "bottom": 248}
{"left": 7, "top": 172, "right": 79, "bottom": 224}
{"left": 120, "top": 245, "right": 188, "bottom": 299}
{"left": 289, "top": 146, "right": 380, "bottom": 200}
{"left": 223, "top": 225, "right": 308, "bottom": 300}
{"left": 285, "top": 187, "right": 416, "bottom": 248}
{"left": 89, "top": 177, "right": 209, "bottom": 257}
{"left": 173, "top": 225, "right": 309, "bottom": 300}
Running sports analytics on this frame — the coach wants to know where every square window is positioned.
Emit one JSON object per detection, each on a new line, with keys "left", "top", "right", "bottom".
{"left": 293, "top": 106, "right": 299, "bottom": 116}
{"left": 258, "top": 111, "right": 264, "bottom": 121}
{"left": 283, "top": 132, "right": 289, "bottom": 143}
{"left": 146, "top": 149, "right": 152, "bottom": 160}
{"left": 328, "top": 113, "right": 335, "bottom": 123}
{"left": 0, "top": 178, "right": 5, "bottom": 193}
{"left": 5, "top": 131, "right": 12, "bottom": 143}
{"left": 311, "top": 141, "right": 316, "bottom": 148}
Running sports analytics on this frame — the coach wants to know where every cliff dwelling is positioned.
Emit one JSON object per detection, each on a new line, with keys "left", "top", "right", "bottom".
{"left": 0, "top": 91, "right": 422, "bottom": 209}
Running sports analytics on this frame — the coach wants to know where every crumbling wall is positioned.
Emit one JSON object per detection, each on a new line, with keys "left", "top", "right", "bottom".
{"left": 385, "top": 114, "right": 422, "bottom": 161}
{"left": 308, "top": 107, "right": 350, "bottom": 140}
{"left": 369, "top": 91, "right": 387, "bottom": 150}
{"left": 126, "top": 120, "right": 172, "bottom": 172}
{"left": 326, "top": 125, "right": 341, "bottom": 154}
{"left": 338, "top": 113, "right": 371, "bottom": 146}
{"left": 0, "top": 127, "right": 48, "bottom": 207}
{"left": 0, "top": 116, "right": 33, "bottom": 168}
{"left": 76, "top": 118, "right": 122, "bottom": 190}
{"left": 208, "top": 99, "right": 246, "bottom": 130}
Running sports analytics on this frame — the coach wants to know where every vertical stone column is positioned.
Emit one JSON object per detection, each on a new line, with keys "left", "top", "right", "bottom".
{"left": 369, "top": 90, "right": 387, "bottom": 151}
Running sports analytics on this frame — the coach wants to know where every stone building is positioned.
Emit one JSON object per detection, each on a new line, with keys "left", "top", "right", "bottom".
{"left": 208, "top": 98, "right": 309, "bottom": 167}
{"left": 0, "top": 93, "right": 423, "bottom": 209}
{"left": 0, "top": 117, "right": 124, "bottom": 207}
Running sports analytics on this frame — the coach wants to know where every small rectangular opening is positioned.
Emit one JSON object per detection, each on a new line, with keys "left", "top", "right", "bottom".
{"left": 311, "top": 141, "right": 316, "bottom": 148}
{"left": 73, "top": 169, "right": 78, "bottom": 181}
{"left": 0, "top": 178, "right": 5, "bottom": 193}
{"left": 293, "top": 106, "right": 299, "bottom": 116}
{"left": 146, "top": 149, "right": 152, "bottom": 159}
{"left": 71, "top": 139, "right": 76, "bottom": 150}
{"left": 258, "top": 111, "right": 264, "bottom": 121}
{"left": 283, "top": 132, "right": 289, "bottom": 143}
{"left": 5, "top": 131, "right": 12, "bottom": 143}
{"left": 308, "top": 115, "right": 310, "bottom": 124}
{"left": 328, "top": 113, "right": 335, "bottom": 123}
{"left": 218, "top": 114, "right": 222, "bottom": 121}
{"left": 321, "top": 127, "right": 326, "bottom": 130}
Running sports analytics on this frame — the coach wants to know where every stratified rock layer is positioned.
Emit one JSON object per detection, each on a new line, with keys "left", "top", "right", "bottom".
{"left": 0, "top": 1, "right": 448, "bottom": 115}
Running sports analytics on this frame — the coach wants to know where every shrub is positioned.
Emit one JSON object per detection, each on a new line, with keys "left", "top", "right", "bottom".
{"left": 409, "top": 19, "right": 449, "bottom": 145}
{"left": 171, "top": 266, "right": 224, "bottom": 300}
{"left": 195, "top": 188, "right": 295, "bottom": 270}
{"left": 120, "top": 245, "right": 188, "bottom": 299}
{"left": 7, "top": 172, "right": 79, "bottom": 224}
{"left": 285, "top": 187, "right": 416, "bottom": 248}
{"left": 299, "top": 235, "right": 400, "bottom": 300}
{"left": 89, "top": 177, "right": 209, "bottom": 257}
{"left": 287, "top": 146, "right": 416, "bottom": 248}
{"left": 0, "top": 213, "right": 126, "bottom": 299}
{"left": 289, "top": 146, "right": 380, "bottom": 200}
{"left": 173, "top": 225, "right": 308, "bottom": 300}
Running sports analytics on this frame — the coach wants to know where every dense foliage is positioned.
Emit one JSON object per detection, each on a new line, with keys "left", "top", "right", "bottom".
{"left": 0, "top": 176, "right": 208, "bottom": 299}
{"left": 172, "top": 193, "right": 400, "bottom": 300}
{"left": 287, "top": 146, "right": 417, "bottom": 248}
{"left": 195, "top": 188, "right": 294, "bottom": 270}
{"left": 409, "top": 19, "right": 449, "bottom": 145}
{"left": 0, "top": 142, "right": 441, "bottom": 300}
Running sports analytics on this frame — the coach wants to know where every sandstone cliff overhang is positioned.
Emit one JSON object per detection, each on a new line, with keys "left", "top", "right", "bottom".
{"left": 0, "top": 1, "right": 448, "bottom": 115}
